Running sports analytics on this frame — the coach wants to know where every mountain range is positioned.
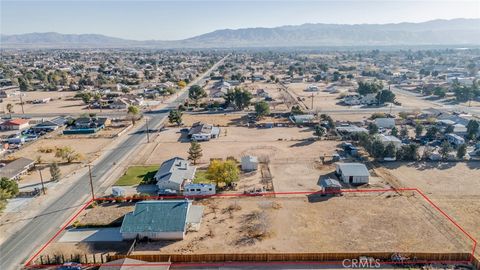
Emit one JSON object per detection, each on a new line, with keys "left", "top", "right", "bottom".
{"left": 1, "top": 19, "right": 479, "bottom": 49}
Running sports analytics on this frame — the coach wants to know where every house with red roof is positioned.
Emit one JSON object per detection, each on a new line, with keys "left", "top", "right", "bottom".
{"left": 0, "top": 118, "right": 30, "bottom": 130}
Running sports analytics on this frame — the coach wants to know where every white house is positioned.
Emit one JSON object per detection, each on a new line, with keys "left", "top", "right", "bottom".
{"left": 377, "top": 134, "right": 402, "bottom": 148}
{"left": 188, "top": 122, "right": 220, "bottom": 141}
{"left": 335, "top": 163, "right": 370, "bottom": 184}
{"left": 374, "top": 118, "right": 396, "bottom": 129}
{"left": 154, "top": 157, "right": 196, "bottom": 192}
{"left": 241, "top": 155, "right": 259, "bottom": 171}
{"left": 305, "top": 85, "right": 319, "bottom": 92}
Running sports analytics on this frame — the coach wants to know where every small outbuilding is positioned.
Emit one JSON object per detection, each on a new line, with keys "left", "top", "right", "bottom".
{"left": 335, "top": 163, "right": 370, "bottom": 184}
{"left": 183, "top": 183, "right": 216, "bottom": 196}
{"left": 320, "top": 178, "right": 342, "bottom": 194}
{"left": 241, "top": 155, "right": 258, "bottom": 171}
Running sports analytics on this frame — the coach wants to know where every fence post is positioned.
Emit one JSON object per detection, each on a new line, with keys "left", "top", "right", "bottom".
{"left": 93, "top": 253, "right": 96, "bottom": 264}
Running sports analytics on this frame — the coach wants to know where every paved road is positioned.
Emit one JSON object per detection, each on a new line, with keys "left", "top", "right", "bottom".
{"left": 0, "top": 55, "right": 228, "bottom": 270}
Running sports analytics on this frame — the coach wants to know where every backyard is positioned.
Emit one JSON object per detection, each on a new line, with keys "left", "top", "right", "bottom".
{"left": 115, "top": 165, "right": 159, "bottom": 186}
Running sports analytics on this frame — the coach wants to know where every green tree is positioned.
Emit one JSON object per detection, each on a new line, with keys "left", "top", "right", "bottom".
{"left": 433, "top": 87, "right": 447, "bottom": 98}
{"left": 18, "top": 76, "right": 30, "bottom": 91}
{"left": 225, "top": 88, "right": 252, "bottom": 110}
{"left": 370, "top": 139, "right": 385, "bottom": 159}
{"left": 290, "top": 105, "right": 303, "bottom": 115}
{"left": 457, "top": 144, "right": 467, "bottom": 160}
{"left": 314, "top": 125, "right": 325, "bottom": 139}
{"left": 466, "top": 120, "right": 479, "bottom": 140}
{"left": 376, "top": 89, "right": 396, "bottom": 104}
{"left": 400, "top": 126, "right": 409, "bottom": 139}
{"left": 415, "top": 124, "right": 424, "bottom": 138}
{"left": 206, "top": 160, "right": 240, "bottom": 187}
{"left": 439, "top": 141, "right": 452, "bottom": 160}
{"left": 127, "top": 105, "right": 140, "bottom": 125}
{"left": 384, "top": 143, "right": 396, "bottom": 158}
{"left": 400, "top": 144, "right": 419, "bottom": 161}
{"left": 188, "top": 141, "right": 203, "bottom": 165}
{"left": 254, "top": 101, "right": 270, "bottom": 119}
{"left": 168, "top": 109, "right": 183, "bottom": 126}
{"left": 368, "top": 122, "right": 378, "bottom": 135}
{"left": 425, "top": 126, "right": 438, "bottom": 140}
{"left": 357, "top": 80, "right": 383, "bottom": 95}
{"left": 390, "top": 127, "right": 398, "bottom": 137}
{"left": 50, "top": 163, "right": 61, "bottom": 181}
{"left": 0, "top": 177, "right": 19, "bottom": 198}
{"left": 188, "top": 85, "right": 207, "bottom": 107}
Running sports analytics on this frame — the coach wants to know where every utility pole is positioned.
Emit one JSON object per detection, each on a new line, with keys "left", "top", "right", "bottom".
{"left": 145, "top": 117, "right": 150, "bottom": 143}
{"left": 88, "top": 164, "right": 95, "bottom": 201}
{"left": 38, "top": 169, "right": 46, "bottom": 195}
{"left": 19, "top": 94, "right": 25, "bottom": 114}
{"left": 311, "top": 93, "right": 314, "bottom": 112}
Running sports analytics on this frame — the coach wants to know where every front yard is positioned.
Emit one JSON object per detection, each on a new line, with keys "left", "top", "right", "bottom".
{"left": 115, "top": 165, "right": 159, "bottom": 186}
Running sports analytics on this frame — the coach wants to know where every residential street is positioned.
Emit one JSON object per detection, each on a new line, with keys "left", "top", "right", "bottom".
{"left": 0, "top": 55, "right": 228, "bottom": 270}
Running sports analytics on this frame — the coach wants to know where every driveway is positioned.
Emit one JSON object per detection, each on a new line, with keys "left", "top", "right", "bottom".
{"left": 58, "top": 228, "right": 122, "bottom": 242}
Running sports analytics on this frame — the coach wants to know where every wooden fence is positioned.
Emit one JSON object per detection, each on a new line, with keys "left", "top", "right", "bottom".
{"left": 107, "top": 252, "right": 472, "bottom": 264}
{"left": 32, "top": 252, "right": 478, "bottom": 268}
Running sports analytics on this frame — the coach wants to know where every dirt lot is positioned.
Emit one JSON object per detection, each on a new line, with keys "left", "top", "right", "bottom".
{"left": 129, "top": 195, "right": 471, "bottom": 254}
{"left": 6, "top": 137, "right": 112, "bottom": 186}
{"left": 377, "top": 162, "right": 480, "bottom": 255}
{"left": 2, "top": 91, "right": 109, "bottom": 115}
{"left": 147, "top": 126, "right": 346, "bottom": 192}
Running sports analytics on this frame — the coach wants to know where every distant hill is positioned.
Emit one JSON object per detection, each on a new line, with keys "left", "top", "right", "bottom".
{"left": 2, "top": 19, "right": 479, "bottom": 48}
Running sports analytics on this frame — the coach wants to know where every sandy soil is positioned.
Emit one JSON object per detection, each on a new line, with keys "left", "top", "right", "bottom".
{"left": 377, "top": 162, "right": 480, "bottom": 255}
{"left": 2, "top": 91, "right": 109, "bottom": 114}
{"left": 130, "top": 195, "right": 470, "bottom": 254}
{"left": 147, "top": 126, "right": 344, "bottom": 192}
{"left": 7, "top": 137, "right": 112, "bottom": 186}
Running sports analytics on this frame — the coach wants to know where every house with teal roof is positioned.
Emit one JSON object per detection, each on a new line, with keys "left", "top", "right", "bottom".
{"left": 120, "top": 200, "right": 203, "bottom": 240}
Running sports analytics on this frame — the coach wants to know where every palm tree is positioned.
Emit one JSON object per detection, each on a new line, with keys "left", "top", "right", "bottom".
{"left": 127, "top": 105, "right": 140, "bottom": 125}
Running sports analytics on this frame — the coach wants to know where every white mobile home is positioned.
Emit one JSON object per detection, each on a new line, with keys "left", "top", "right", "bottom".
{"left": 445, "top": 133, "right": 465, "bottom": 146}
{"left": 183, "top": 183, "right": 216, "bottom": 196}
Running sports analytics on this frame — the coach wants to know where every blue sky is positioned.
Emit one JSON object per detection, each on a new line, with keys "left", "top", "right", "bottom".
{"left": 1, "top": 0, "right": 479, "bottom": 40}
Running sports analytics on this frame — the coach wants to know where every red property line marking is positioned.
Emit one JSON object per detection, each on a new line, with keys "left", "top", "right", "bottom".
{"left": 24, "top": 188, "right": 478, "bottom": 268}
{"left": 25, "top": 198, "right": 93, "bottom": 267}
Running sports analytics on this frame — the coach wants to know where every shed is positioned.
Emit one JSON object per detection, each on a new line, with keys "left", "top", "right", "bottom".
{"left": 241, "top": 155, "right": 258, "bottom": 171}
{"left": 335, "top": 163, "right": 370, "bottom": 184}
{"left": 320, "top": 178, "right": 342, "bottom": 194}
{"left": 378, "top": 134, "right": 402, "bottom": 148}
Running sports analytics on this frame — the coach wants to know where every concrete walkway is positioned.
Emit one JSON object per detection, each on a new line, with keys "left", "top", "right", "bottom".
{"left": 59, "top": 227, "right": 122, "bottom": 242}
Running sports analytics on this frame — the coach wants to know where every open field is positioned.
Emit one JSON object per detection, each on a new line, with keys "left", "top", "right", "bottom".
{"left": 2, "top": 91, "right": 108, "bottom": 115}
{"left": 377, "top": 162, "right": 480, "bottom": 255}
